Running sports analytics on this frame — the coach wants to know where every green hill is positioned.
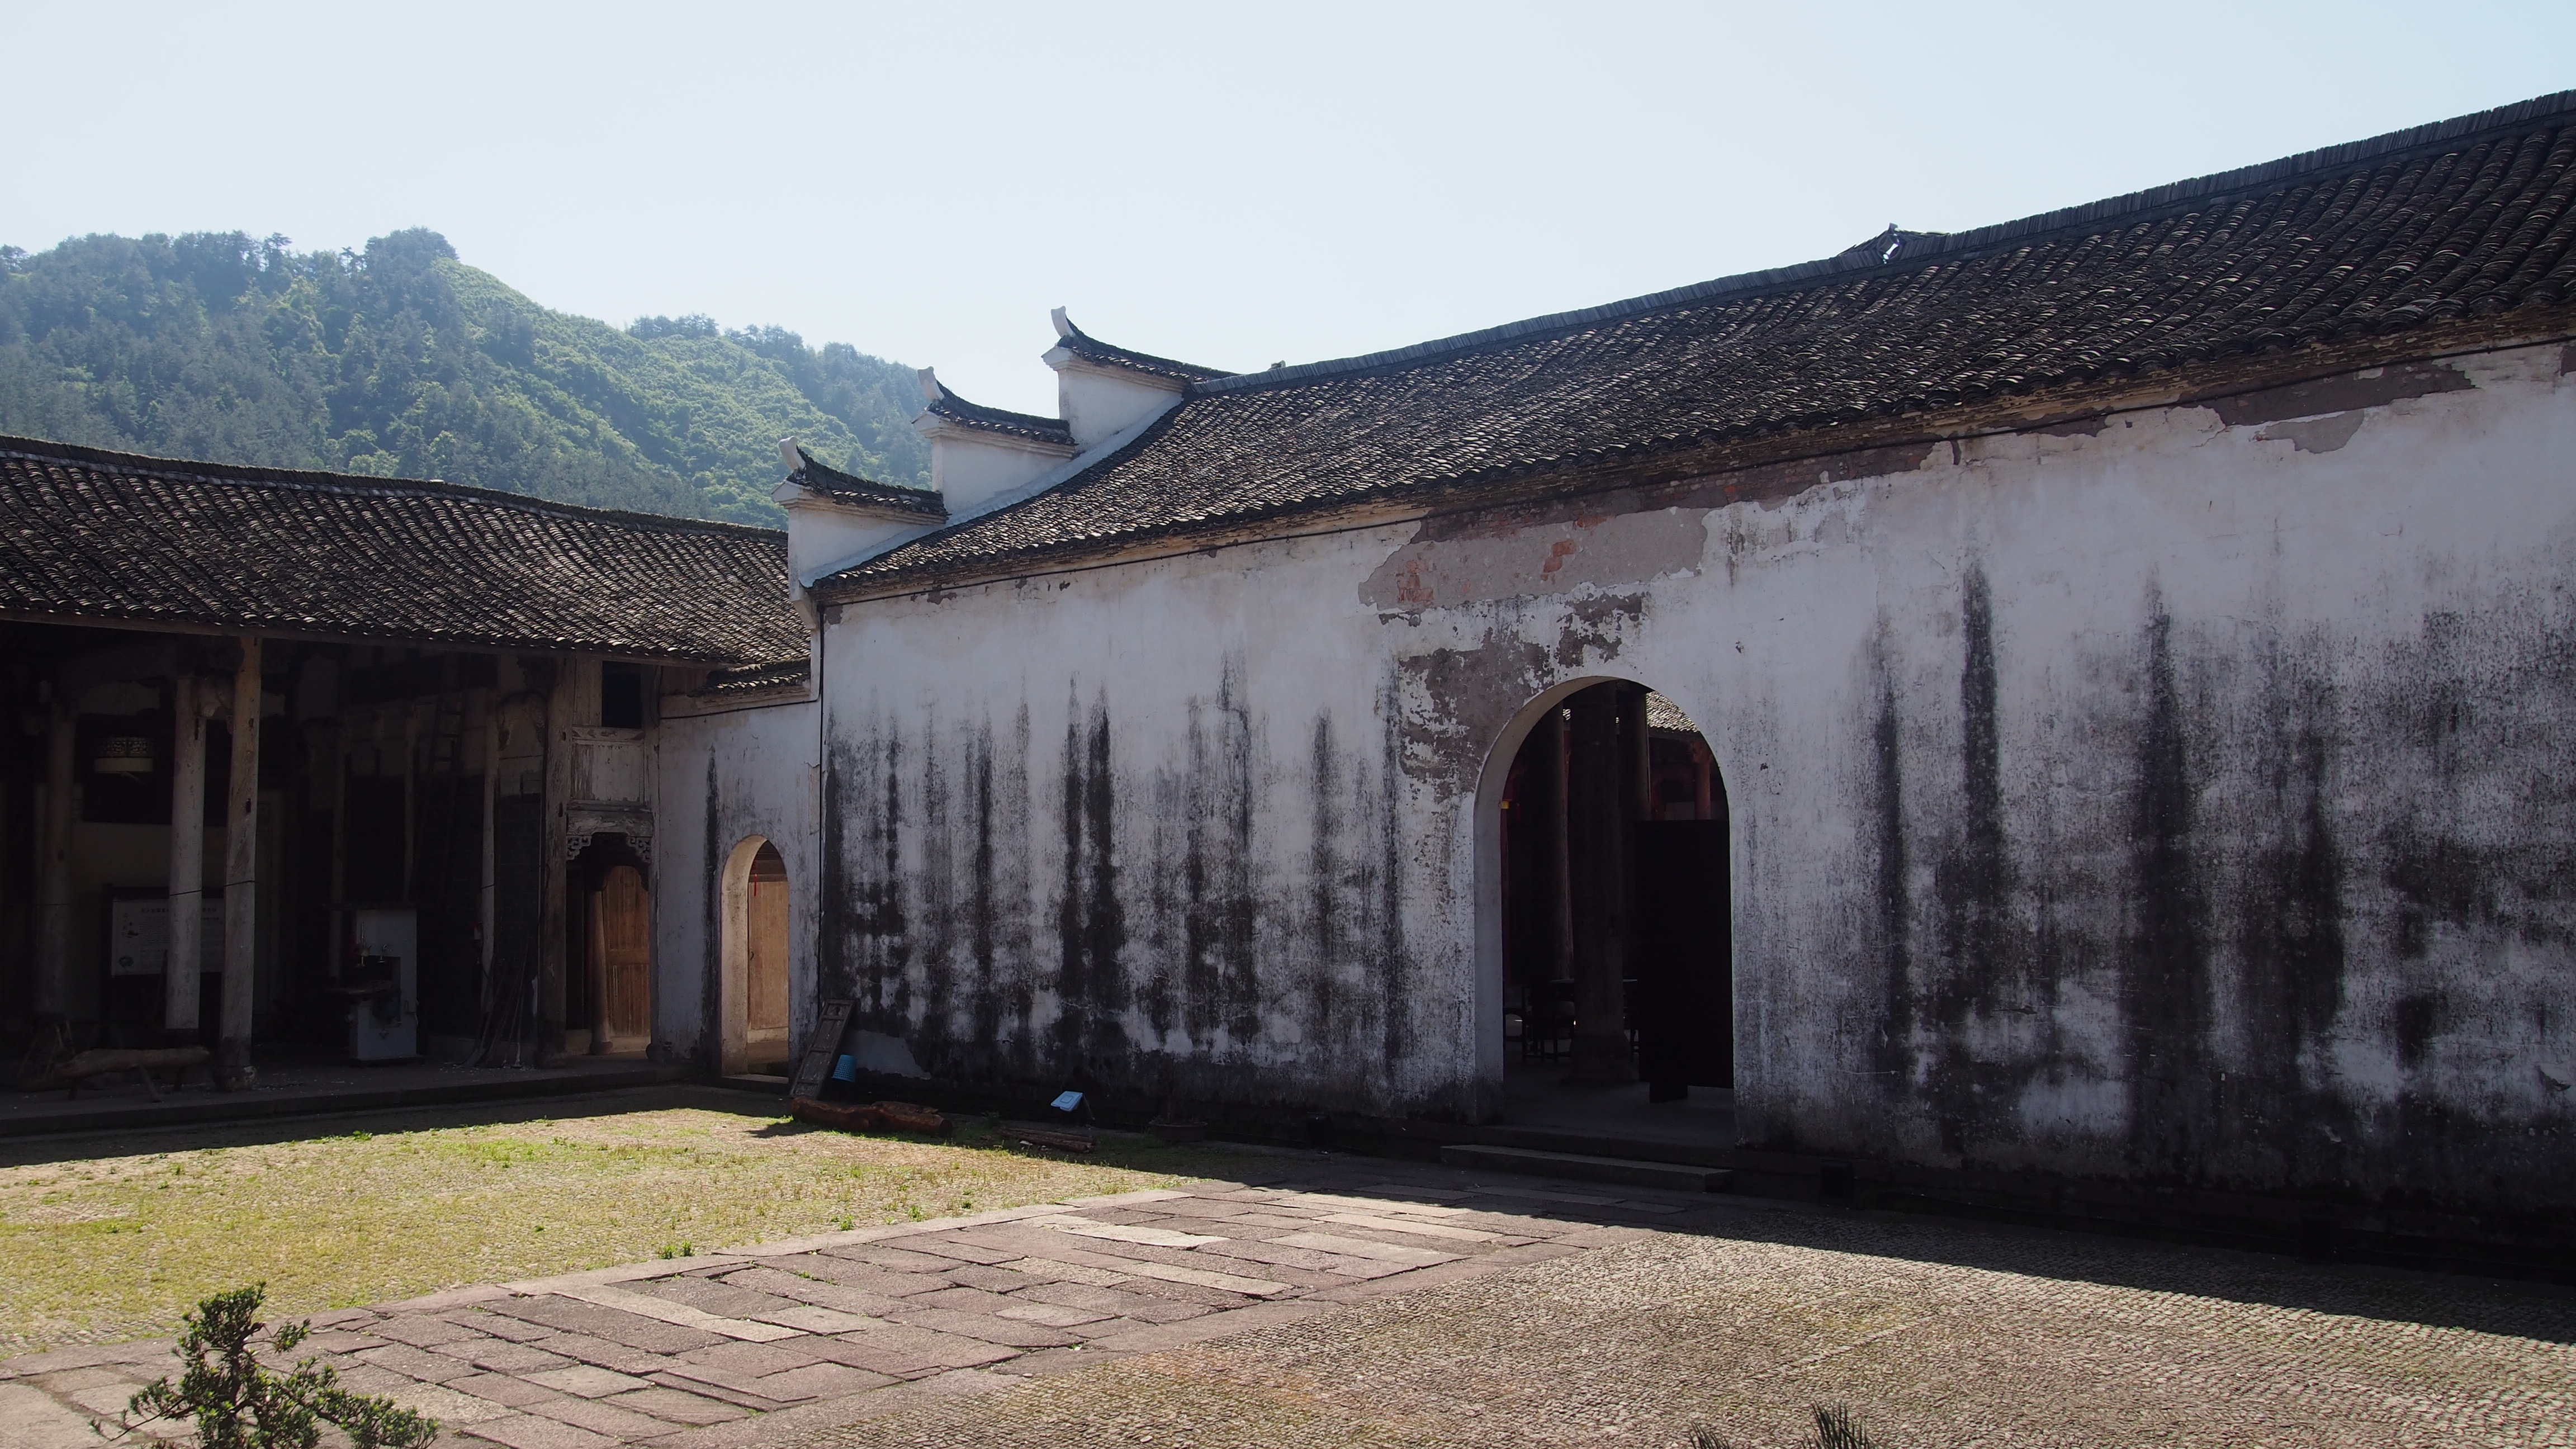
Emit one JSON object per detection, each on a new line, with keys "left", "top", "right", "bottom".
{"left": 0, "top": 229, "right": 927, "bottom": 525}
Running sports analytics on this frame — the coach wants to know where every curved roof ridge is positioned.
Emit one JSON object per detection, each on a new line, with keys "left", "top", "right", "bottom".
{"left": 1194, "top": 87, "right": 2576, "bottom": 397}
{"left": 0, "top": 433, "right": 786, "bottom": 541}
{"left": 785, "top": 445, "right": 945, "bottom": 518}
{"left": 1057, "top": 322, "right": 1235, "bottom": 382}
{"left": 920, "top": 383, "right": 1075, "bottom": 444}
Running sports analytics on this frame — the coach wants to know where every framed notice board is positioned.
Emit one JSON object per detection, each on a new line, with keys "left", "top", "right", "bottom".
{"left": 107, "top": 890, "right": 224, "bottom": 976}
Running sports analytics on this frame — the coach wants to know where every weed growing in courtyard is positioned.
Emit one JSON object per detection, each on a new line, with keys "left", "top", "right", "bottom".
{"left": 102, "top": 1284, "right": 435, "bottom": 1449}
{"left": 1689, "top": 1404, "right": 1883, "bottom": 1449}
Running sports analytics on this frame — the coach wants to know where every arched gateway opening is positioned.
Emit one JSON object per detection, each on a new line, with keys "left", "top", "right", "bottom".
{"left": 719, "top": 837, "right": 792, "bottom": 1076}
{"left": 1491, "top": 680, "right": 1732, "bottom": 1117}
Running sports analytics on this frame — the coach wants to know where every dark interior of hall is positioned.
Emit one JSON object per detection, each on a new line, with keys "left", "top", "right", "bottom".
{"left": 0, "top": 624, "right": 651, "bottom": 1074}
{"left": 1498, "top": 681, "right": 1731, "bottom": 1102}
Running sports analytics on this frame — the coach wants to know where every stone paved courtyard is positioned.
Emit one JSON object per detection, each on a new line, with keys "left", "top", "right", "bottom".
{"left": 4, "top": 1152, "right": 2569, "bottom": 1448}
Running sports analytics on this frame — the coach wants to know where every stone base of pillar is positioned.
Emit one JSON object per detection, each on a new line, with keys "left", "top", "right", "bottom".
{"left": 1565, "top": 1031, "right": 1636, "bottom": 1085}
{"left": 214, "top": 1038, "right": 257, "bottom": 1092}
{"left": 535, "top": 1026, "right": 569, "bottom": 1069}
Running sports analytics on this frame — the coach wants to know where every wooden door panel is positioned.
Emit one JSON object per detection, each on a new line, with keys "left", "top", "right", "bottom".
{"left": 748, "top": 876, "right": 789, "bottom": 1033}
{"left": 602, "top": 865, "right": 651, "bottom": 1043}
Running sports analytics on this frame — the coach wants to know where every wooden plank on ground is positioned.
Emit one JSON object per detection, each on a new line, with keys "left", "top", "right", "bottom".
{"left": 787, "top": 998, "right": 854, "bottom": 1101}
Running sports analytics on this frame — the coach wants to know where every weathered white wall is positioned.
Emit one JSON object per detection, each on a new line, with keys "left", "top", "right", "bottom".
{"left": 809, "top": 339, "right": 2576, "bottom": 1214}
{"left": 652, "top": 694, "right": 821, "bottom": 1067}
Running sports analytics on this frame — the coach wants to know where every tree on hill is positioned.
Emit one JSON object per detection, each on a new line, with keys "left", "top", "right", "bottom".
{"left": 0, "top": 229, "right": 927, "bottom": 525}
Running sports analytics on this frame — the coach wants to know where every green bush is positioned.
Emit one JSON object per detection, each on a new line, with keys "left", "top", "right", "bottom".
{"left": 101, "top": 1285, "right": 437, "bottom": 1449}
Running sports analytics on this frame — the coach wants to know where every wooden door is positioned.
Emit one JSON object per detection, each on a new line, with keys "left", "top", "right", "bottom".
{"left": 599, "top": 864, "right": 652, "bottom": 1044}
{"left": 747, "top": 844, "right": 790, "bottom": 1046}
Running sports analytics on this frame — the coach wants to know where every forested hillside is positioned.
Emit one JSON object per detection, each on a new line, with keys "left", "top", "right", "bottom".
{"left": 0, "top": 229, "right": 927, "bottom": 525}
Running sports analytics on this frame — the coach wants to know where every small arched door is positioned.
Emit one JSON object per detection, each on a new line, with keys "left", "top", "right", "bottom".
{"left": 721, "top": 836, "right": 793, "bottom": 1075}
{"left": 745, "top": 843, "right": 790, "bottom": 1071}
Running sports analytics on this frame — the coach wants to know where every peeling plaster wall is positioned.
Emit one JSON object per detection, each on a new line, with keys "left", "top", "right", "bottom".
{"left": 652, "top": 697, "right": 820, "bottom": 1067}
{"left": 818, "top": 339, "right": 2575, "bottom": 1214}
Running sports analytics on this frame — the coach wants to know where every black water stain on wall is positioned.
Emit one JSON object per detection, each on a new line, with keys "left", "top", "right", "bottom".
{"left": 915, "top": 714, "right": 954, "bottom": 1043}
{"left": 1377, "top": 669, "right": 1412, "bottom": 1068}
{"left": 2234, "top": 654, "right": 2348, "bottom": 1172}
{"left": 853, "top": 726, "right": 911, "bottom": 1027}
{"left": 1216, "top": 660, "right": 1262, "bottom": 1046}
{"left": 1927, "top": 563, "right": 2024, "bottom": 1154}
{"left": 1870, "top": 622, "right": 1915, "bottom": 1104}
{"left": 2123, "top": 598, "right": 2213, "bottom": 1176}
{"left": 1166, "top": 656, "right": 1264, "bottom": 1058}
{"left": 1307, "top": 713, "right": 1344, "bottom": 1057}
{"left": 699, "top": 755, "right": 721, "bottom": 1066}
{"left": 967, "top": 719, "right": 1000, "bottom": 1057}
{"left": 999, "top": 703, "right": 1039, "bottom": 1076}
{"left": 1178, "top": 694, "right": 1220, "bottom": 1049}
{"left": 818, "top": 741, "right": 853, "bottom": 1005}
{"left": 1053, "top": 689, "right": 1129, "bottom": 1073}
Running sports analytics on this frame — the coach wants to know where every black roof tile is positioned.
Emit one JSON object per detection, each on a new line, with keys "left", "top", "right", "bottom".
{"left": 692, "top": 656, "right": 812, "bottom": 698}
{"left": 0, "top": 435, "right": 808, "bottom": 664}
{"left": 830, "top": 90, "right": 2576, "bottom": 595}
{"left": 1053, "top": 321, "right": 1234, "bottom": 382}
{"left": 784, "top": 445, "right": 946, "bottom": 522}
{"left": 919, "top": 380, "right": 1075, "bottom": 448}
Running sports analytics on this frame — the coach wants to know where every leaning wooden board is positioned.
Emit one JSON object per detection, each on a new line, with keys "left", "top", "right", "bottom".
{"left": 787, "top": 997, "right": 854, "bottom": 1100}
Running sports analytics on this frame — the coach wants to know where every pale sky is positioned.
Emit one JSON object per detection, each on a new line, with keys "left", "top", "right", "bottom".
{"left": 8, "top": 2, "right": 2572, "bottom": 415}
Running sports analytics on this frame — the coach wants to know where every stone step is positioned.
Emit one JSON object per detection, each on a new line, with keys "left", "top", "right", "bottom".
{"left": 1439, "top": 1143, "right": 1732, "bottom": 1192}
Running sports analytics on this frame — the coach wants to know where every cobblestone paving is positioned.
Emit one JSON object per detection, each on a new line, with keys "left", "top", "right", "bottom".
{"left": 4, "top": 1155, "right": 2568, "bottom": 1448}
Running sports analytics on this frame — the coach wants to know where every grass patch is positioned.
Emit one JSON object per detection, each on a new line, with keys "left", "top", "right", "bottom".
{"left": 0, "top": 1097, "right": 1238, "bottom": 1355}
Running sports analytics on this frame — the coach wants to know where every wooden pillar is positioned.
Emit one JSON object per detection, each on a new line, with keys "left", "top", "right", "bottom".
{"left": 479, "top": 685, "right": 498, "bottom": 1015}
{"left": 32, "top": 692, "right": 74, "bottom": 1026}
{"left": 1621, "top": 685, "right": 1652, "bottom": 823}
{"left": 1566, "top": 683, "right": 1632, "bottom": 1082}
{"left": 164, "top": 670, "right": 210, "bottom": 1034}
{"left": 216, "top": 637, "right": 262, "bottom": 1090}
{"left": 536, "top": 661, "right": 574, "bottom": 1066}
{"left": 1530, "top": 708, "right": 1572, "bottom": 983}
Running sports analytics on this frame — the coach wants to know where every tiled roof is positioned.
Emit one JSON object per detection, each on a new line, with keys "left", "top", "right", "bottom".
{"left": 692, "top": 656, "right": 812, "bottom": 698}
{"left": 1645, "top": 692, "right": 1701, "bottom": 736}
{"left": 918, "top": 380, "right": 1074, "bottom": 448}
{"left": 827, "top": 90, "right": 2576, "bottom": 595}
{"left": 0, "top": 435, "right": 808, "bottom": 664}
{"left": 1054, "top": 323, "right": 1234, "bottom": 383}
{"left": 784, "top": 446, "right": 946, "bottom": 522}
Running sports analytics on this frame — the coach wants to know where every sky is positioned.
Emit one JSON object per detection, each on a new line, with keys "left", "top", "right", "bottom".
{"left": 7, "top": 2, "right": 2573, "bottom": 416}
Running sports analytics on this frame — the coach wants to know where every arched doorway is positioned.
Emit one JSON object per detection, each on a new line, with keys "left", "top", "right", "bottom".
{"left": 1491, "top": 679, "right": 1731, "bottom": 1110}
{"left": 719, "top": 836, "right": 792, "bottom": 1076}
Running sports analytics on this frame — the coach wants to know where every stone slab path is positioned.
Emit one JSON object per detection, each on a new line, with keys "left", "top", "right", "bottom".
{"left": 7, "top": 1154, "right": 2570, "bottom": 1448}
{"left": 0, "top": 1159, "right": 1675, "bottom": 1448}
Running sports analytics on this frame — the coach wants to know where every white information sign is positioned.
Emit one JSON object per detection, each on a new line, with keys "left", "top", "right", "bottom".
{"left": 108, "top": 897, "right": 224, "bottom": 977}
